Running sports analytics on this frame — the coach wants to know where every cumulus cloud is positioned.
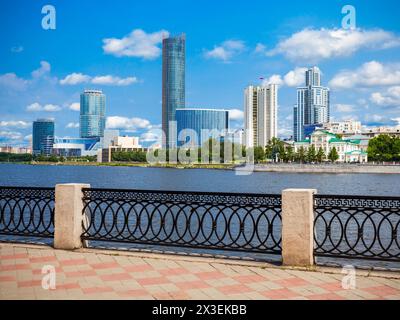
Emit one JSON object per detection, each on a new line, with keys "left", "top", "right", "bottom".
{"left": 66, "top": 122, "right": 79, "bottom": 129}
{"left": 204, "top": 40, "right": 245, "bottom": 62}
{"left": 60, "top": 73, "right": 138, "bottom": 86}
{"left": 140, "top": 131, "right": 161, "bottom": 142}
{"left": 106, "top": 116, "right": 151, "bottom": 131}
{"left": 69, "top": 102, "right": 80, "bottom": 111}
{"left": 254, "top": 43, "right": 267, "bottom": 54}
{"left": 26, "top": 102, "right": 61, "bottom": 112}
{"left": 335, "top": 104, "right": 356, "bottom": 113}
{"left": 229, "top": 109, "right": 244, "bottom": 121}
{"left": 329, "top": 61, "right": 400, "bottom": 89}
{"left": 103, "top": 29, "right": 169, "bottom": 59}
{"left": 0, "top": 130, "right": 23, "bottom": 141}
{"left": 31, "top": 61, "right": 51, "bottom": 78}
{"left": 0, "top": 120, "right": 30, "bottom": 129}
{"left": 370, "top": 86, "right": 400, "bottom": 107}
{"left": 267, "top": 28, "right": 400, "bottom": 62}
{"left": 263, "top": 67, "right": 307, "bottom": 87}
{"left": 0, "top": 73, "right": 28, "bottom": 91}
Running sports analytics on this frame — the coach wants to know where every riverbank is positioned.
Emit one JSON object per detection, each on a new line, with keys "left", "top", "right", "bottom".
{"left": 252, "top": 163, "right": 400, "bottom": 174}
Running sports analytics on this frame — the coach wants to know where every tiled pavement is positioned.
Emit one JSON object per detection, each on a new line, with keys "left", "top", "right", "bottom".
{"left": 1, "top": 243, "right": 400, "bottom": 300}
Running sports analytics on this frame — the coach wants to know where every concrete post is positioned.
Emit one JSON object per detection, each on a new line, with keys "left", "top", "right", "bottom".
{"left": 282, "top": 189, "right": 316, "bottom": 267}
{"left": 54, "top": 183, "right": 90, "bottom": 250}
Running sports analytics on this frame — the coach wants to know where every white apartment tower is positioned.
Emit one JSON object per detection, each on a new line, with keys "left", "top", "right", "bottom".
{"left": 244, "top": 84, "right": 278, "bottom": 148}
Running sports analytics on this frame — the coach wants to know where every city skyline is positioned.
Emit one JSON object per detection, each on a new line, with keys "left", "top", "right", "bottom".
{"left": 1, "top": 0, "right": 400, "bottom": 148}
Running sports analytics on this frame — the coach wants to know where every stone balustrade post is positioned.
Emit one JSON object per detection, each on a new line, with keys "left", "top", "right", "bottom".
{"left": 54, "top": 183, "right": 90, "bottom": 250}
{"left": 282, "top": 189, "right": 316, "bottom": 267}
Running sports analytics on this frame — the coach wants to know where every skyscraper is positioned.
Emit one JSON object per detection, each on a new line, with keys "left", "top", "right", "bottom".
{"left": 32, "top": 119, "right": 55, "bottom": 155}
{"left": 244, "top": 84, "right": 278, "bottom": 148}
{"left": 162, "top": 34, "right": 186, "bottom": 149}
{"left": 294, "top": 67, "right": 330, "bottom": 141}
{"left": 80, "top": 90, "right": 106, "bottom": 138}
{"left": 176, "top": 108, "right": 229, "bottom": 147}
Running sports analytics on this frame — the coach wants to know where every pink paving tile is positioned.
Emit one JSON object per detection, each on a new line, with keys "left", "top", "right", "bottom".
{"left": 32, "top": 267, "right": 63, "bottom": 275}
{"left": 175, "top": 280, "right": 212, "bottom": 290}
{"left": 0, "top": 275, "right": 16, "bottom": 282}
{"left": 153, "top": 292, "right": 173, "bottom": 300}
{"left": 59, "top": 258, "right": 87, "bottom": 266}
{"left": 1, "top": 263, "right": 31, "bottom": 271}
{"left": 234, "top": 274, "right": 267, "bottom": 284}
{"left": 320, "top": 281, "right": 344, "bottom": 292}
{"left": 363, "top": 286, "right": 400, "bottom": 297}
{"left": 100, "top": 272, "right": 132, "bottom": 281}
{"left": 195, "top": 271, "right": 226, "bottom": 280}
{"left": 169, "top": 291, "right": 190, "bottom": 300}
{"left": 90, "top": 262, "right": 120, "bottom": 270}
{"left": 18, "top": 280, "right": 42, "bottom": 288}
{"left": 137, "top": 276, "right": 170, "bottom": 286}
{"left": 117, "top": 289, "right": 149, "bottom": 298}
{"left": 275, "top": 277, "right": 309, "bottom": 287}
{"left": 82, "top": 286, "right": 114, "bottom": 294}
{"left": 124, "top": 264, "right": 153, "bottom": 273}
{"left": 56, "top": 282, "right": 80, "bottom": 290}
{"left": 1, "top": 253, "right": 29, "bottom": 260}
{"left": 218, "top": 284, "right": 253, "bottom": 295}
{"left": 308, "top": 293, "right": 344, "bottom": 300}
{"left": 159, "top": 268, "right": 189, "bottom": 276}
{"left": 65, "top": 269, "right": 97, "bottom": 278}
{"left": 261, "top": 288, "right": 299, "bottom": 299}
{"left": 30, "top": 256, "right": 57, "bottom": 263}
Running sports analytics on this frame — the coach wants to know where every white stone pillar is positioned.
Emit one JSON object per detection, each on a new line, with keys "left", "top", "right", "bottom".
{"left": 54, "top": 183, "right": 90, "bottom": 250}
{"left": 282, "top": 189, "right": 316, "bottom": 267}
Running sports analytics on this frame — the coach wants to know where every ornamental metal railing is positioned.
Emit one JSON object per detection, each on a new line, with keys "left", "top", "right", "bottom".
{"left": 81, "top": 188, "right": 282, "bottom": 255}
{"left": 0, "top": 187, "right": 55, "bottom": 239}
{"left": 314, "top": 195, "right": 400, "bottom": 261}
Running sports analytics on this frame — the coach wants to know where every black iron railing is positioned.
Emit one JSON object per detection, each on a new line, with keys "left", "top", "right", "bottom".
{"left": 81, "top": 188, "right": 282, "bottom": 254}
{"left": 0, "top": 187, "right": 55, "bottom": 239}
{"left": 314, "top": 195, "right": 400, "bottom": 261}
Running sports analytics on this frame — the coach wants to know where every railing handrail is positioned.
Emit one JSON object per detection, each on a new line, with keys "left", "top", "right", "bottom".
{"left": 0, "top": 186, "right": 55, "bottom": 191}
{"left": 315, "top": 194, "right": 400, "bottom": 201}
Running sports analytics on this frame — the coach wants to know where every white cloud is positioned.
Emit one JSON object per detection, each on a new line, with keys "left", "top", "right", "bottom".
{"left": 0, "top": 73, "right": 28, "bottom": 91}
{"left": 26, "top": 102, "right": 61, "bottom": 112}
{"left": 204, "top": 40, "right": 245, "bottom": 62}
{"left": 229, "top": 109, "right": 244, "bottom": 121}
{"left": 106, "top": 116, "right": 151, "bottom": 131}
{"left": 103, "top": 29, "right": 169, "bottom": 59}
{"left": 370, "top": 86, "right": 400, "bottom": 107}
{"left": 31, "top": 61, "right": 51, "bottom": 78}
{"left": 262, "top": 67, "right": 307, "bottom": 87}
{"left": 140, "top": 131, "right": 160, "bottom": 142}
{"left": 335, "top": 104, "right": 356, "bottom": 113}
{"left": 66, "top": 122, "right": 79, "bottom": 129}
{"left": 60, "top": 73, "right": 138, "bottom": 86}
{"left": 0, "top": 120, "right": 30, "bottom": 129}
{"left": 0, "top": 131, "right": 23, "bottom": 141}
{"left": 69, "top": 102, "right": 80, "bottom": 111}
{"left": 24, "top": 134, "right": 32, "bottom": 141}
{"left": 254, "top": 43, "right": 266, "bottom": 54}
{"left": 329, "top": 61, "right": 400, "bottom": 89}
{"left": 267, "top": 28, "right": 400, "bottom": 62}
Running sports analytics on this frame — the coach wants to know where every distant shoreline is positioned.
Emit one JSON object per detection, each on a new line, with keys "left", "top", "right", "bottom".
{"left": 1, "top": 161, "right": 400, "bottom": 174}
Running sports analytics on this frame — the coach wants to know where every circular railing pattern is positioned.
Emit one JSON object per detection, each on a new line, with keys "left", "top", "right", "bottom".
{"left": 314, "top": 195, "right": 400, "bottom": 261}
{"left": 81, "top": 188, "right": 282, "bottom": 254}
{"left": 0, "top": 187, "right": 55, "bottom": 238}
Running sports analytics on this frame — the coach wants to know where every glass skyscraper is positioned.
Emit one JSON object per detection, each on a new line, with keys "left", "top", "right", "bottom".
{"left": 32, "top": 119, "right": 55, "bottom": 155}
{"left": 162, "top": 34, "right": 186, "bottom": 149}
{"left": 176, "top": 108, "right": 229, "bottom": 147}
{"left": 80, "top": 90, "right": 106, "bottom": 138}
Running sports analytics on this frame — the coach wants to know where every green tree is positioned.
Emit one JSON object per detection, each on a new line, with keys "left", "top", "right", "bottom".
{"left": 367, "top": 134, "right": 400, "bottom": 162}
{"left": 265, "top": 137, "right": 285, "bottom": 162}
{"left": 253, "top": 146, "right": 266, "bottom": 163}
{"left": 316, "top": 147, "right": 326, "bottom": 163}
{"left": 296, "top": 147, "right": 306, "bottom": 163}
{"left": 328, "top": 147, "right": 339, "bottom": 162}
{"left": 307, "top": 145, "right": 317, "bottom": 163}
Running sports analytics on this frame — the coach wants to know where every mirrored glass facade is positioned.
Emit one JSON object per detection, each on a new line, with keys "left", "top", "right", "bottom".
{"left": 80, "top": 90, "right": 106, "bottom": 138}
{"left": 32, "top": 119, "right": 55, "bottom": 155}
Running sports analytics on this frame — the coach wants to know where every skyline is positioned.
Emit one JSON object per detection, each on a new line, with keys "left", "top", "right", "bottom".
{"left": 1, "top": 0, "right": 400, "bottom": 148}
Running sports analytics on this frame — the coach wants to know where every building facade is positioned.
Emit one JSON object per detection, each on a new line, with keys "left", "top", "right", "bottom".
{"left": 80, "top": 90, "right": 106, "bottom": 139}
{"left": 32, "top": 119, "right": 55, "bottom": 155}
{"left": 323, "top": 120, "right": 362, "bottom": 134}
{"left": 52, "top": 137, "right": 101, "bottom": 157}
{"left": 176, "top": 108, "right": 229, "bottom": 147}
{"left": 293, "top": 130, "right": 367, "bottom": 163}
{"left": 162, "top": 34, "right": 186, "bottom": 149}
{"left": 244, "top": 84, "right": 278, "bottom": 148}
{"left": 294, "top": 67, "right": 330, "bottom": 141}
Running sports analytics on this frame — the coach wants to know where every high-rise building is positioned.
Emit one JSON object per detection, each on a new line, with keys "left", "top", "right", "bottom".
{"left": 244, "top": 84, "right": 278, "bottom": 148}
{"left": 294, "top": 67, "right": 330, "bottom": 141}
{"left": 32, "top": 119, "right": 55, "bottom": 155}
{"left": 176, "top": 108, "right": 229, "bottom": 147}
{"left": 162, "top": 34, "right": 186, "bottom": 149}
{"left": 80, "top": 90, "right": 106, "bottom": 138}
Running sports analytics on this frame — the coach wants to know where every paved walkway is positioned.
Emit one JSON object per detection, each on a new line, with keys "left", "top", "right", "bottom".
{"left": 1, "top": 243, "right": 400, "bottom": 300}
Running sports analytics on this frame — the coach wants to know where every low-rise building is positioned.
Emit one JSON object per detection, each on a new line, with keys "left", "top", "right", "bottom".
{"left": 293, "top": 130, "right": 367, "bottom": 163}
{"left": 322, "top": 120, "right": 362, "bottom": 134}
{"left": 97, "top": 135, "right": 143, "bottom": 163}
{"left": 52, "top": 137, "right": 101, "bottom": 157}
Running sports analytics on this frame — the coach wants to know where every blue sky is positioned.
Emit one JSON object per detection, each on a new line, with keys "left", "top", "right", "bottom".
{"left": 1, "top": 0, "right": 400, "bottom": 147}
